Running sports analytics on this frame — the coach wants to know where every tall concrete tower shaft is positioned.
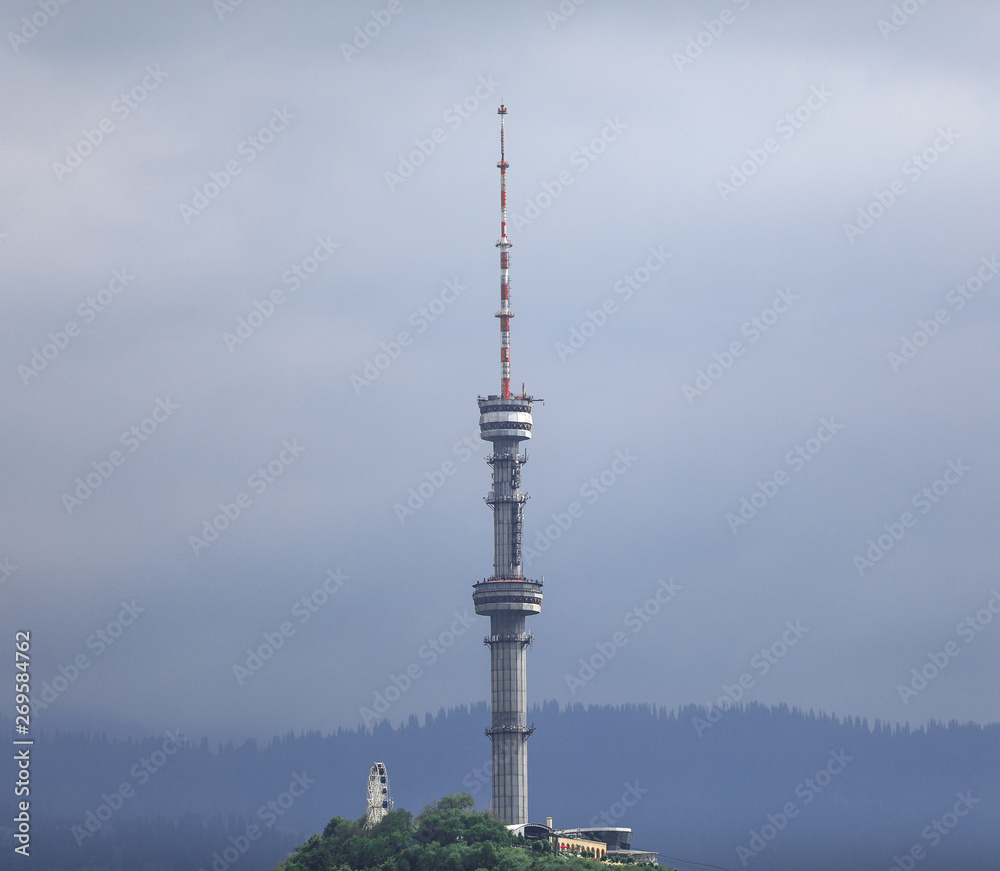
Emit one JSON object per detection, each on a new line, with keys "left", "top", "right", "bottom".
{"left": 472, "top": 105, "right": 542, "bottom": 826}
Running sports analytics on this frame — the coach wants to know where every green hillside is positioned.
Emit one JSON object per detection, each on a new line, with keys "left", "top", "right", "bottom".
{"left": 275, "top": 794, "right": 661, "bottom": 871}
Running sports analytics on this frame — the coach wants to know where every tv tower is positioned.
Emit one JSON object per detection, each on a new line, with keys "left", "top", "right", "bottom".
{"left": 472, "top": 104, "right": 543, "bottom": 827}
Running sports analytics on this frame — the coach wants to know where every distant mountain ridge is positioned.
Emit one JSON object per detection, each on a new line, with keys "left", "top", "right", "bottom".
{"left": 1, "top": 702, "right": 997, "bottom": 871}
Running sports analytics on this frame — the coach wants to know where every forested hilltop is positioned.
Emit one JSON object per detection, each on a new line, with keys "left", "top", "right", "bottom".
{"left": 276, "top": 794, "right": 665, "bottom": 871}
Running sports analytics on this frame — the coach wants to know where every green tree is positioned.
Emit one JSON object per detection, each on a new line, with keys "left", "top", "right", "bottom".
{"left": 415, "top": 792, "right": 476, "bottom": 821}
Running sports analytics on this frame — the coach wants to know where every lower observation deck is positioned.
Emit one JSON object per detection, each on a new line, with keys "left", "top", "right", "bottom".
{"left": 472, "top": 578, "right": 543, "bottom": 615}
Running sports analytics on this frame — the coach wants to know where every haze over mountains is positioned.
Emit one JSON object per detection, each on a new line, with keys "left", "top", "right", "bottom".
{"left": 3, "top": 702, "right": 997, "bottom": 871}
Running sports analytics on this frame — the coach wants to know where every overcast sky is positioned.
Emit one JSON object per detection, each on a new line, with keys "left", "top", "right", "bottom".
{"left": 2, "top": 0, "right": 999, "bottom": 744}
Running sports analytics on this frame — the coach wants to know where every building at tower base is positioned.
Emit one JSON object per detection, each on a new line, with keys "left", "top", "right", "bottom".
{"left": 507, "top": 821, "right": 659, "bottom": 865}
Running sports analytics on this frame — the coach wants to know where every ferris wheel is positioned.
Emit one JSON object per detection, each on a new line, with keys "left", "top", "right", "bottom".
{"left": 364, "top": 762, "right": 393, "bottom": 828}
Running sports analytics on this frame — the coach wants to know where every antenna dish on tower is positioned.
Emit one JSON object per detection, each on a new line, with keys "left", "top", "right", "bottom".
{"left": 364, "top": 762, "right": 393, "bottom": 828}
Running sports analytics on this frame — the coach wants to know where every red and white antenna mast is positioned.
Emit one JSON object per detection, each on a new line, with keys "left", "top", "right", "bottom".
{"left": 496, "top": 104, "right": 513, "bottom": 400}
